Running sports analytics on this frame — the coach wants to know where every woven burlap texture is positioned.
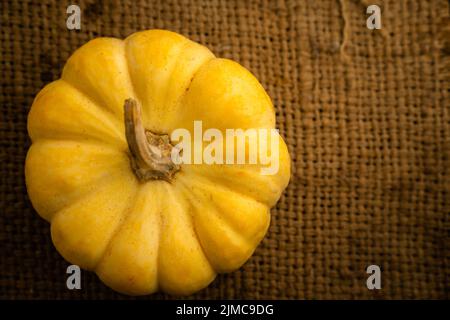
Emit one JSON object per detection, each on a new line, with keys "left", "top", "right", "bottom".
{"left": 1, "top": 0, "right": 449, "bottom": 299}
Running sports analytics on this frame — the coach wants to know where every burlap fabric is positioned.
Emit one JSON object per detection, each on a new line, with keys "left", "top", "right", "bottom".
{"left": 1, "top": 0, "right": 449, "bottom": 299}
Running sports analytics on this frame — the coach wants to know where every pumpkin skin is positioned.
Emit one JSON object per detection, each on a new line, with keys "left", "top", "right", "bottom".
{"left": 25, "top": 30, "right": 290, "bottom": 295}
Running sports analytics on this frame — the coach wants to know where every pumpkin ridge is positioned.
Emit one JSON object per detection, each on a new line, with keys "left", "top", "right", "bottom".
{"left": 45, "top": 168, "right": 125, "bottom": 221}
{"left": 49, "top": 169, "right": 138, "bottom": 270}
{"left": 59, "top": 79, "right": 125, "bottom": 141}
{"left": 28, "top": 79, "right": 126, "bottom": 147}
{"left": 182, "top": 166, "right": 272, "bottom": 207}
{"left": 94, "top": 182, "right": 162, "bottom": 294}
{"left": 176, "top": 176, "right": 256, "bottom": 267}
{"left": 170, "top": 57, "right": 217, "bottom": 130}
{"left": 163, "top": 181, "right": 217, "bottom": 274}
{"left": 26, "top": 139, "right": 130, "bottom": 221}
{"left": 124, "top": 32, "right": 188, "bottom": 131}
{"left": 30, "top": 134, "right": 125, "bottom": 151}
{"left": 60, "top": 37, "right": 128, "bottom": 122}
{"left": 162, "top": 39, "right": 216, "bottom": 128}
{"left": 178, "top": 172, "right": 269, "bottom": 235}
{"left": 161, "top": 38, "right": 191, "bottom": 113}
{"left": 153, "top": 183, "right": 164, "bottom": 293}
{"left": 156, "top": 182, "right": 216, "bottom": 294}
{"left": 45, "top": 161, "right": 132, "bottom": 223}
{"left": 183, "top": 199, "right": 217, "bottom": 275}
{"left": 179, "top": 173, "right": 259, "bottom": 225}
{"left": 122, "top": 40, "right": 146, "bottom": 132}
{"left": 92, "top": 182, "right": 141, "bottom": 272}
{"left": 176, "top": 177, "right": 255, "bottom": 272}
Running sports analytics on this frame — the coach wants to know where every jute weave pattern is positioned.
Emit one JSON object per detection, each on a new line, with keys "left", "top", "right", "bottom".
{"left": 1, "top": 0, "right": 448, "bottom": 299}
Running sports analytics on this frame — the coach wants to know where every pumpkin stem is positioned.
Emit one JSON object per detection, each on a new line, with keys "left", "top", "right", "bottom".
{"left": 124, "top": 98, "right": 180, "bottom": 182}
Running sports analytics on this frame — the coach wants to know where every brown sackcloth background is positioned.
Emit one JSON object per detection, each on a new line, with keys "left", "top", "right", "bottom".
{"left": 1, "top": 0, "right": 449, "bottom": 299}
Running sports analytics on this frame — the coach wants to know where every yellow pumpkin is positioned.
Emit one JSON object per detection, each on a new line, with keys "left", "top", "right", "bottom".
{"left": 25, "top": 29, "right": 290, "bottom": 295}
